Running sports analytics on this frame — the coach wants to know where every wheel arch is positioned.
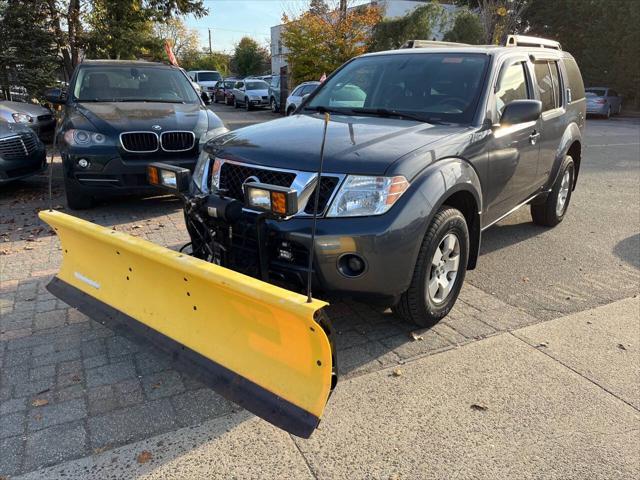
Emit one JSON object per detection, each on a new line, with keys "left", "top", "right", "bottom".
{"left": 551, "top": 123, "right": 582, "bottom": 191}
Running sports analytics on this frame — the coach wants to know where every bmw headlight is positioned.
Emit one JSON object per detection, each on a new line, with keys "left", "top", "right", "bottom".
{"left": 198, "top": 127, "right": 228, "bottom": 147}
{"left": 12, "top": 112, "right": 33, "bottom": 123}
{"left": 63, "top": 129, "right": 107, "bottom": 146}
{"left": 326, "top": 175, "right": 409, "bottom": 217}
{"left": 192, "top": 128, "right": 228, "bottom": 192}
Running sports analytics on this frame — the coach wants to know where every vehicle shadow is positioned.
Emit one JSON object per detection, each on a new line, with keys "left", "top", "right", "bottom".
{"left": 613, "top": 233, "right": 640, "bottom": 269}
{"left": 478, "top": 220, "right": 546, "bottom": 256}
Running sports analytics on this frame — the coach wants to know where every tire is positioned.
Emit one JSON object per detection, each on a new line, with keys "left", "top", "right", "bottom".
{"left": 286, "top": 106, "right": 295, "bottom": 116}
{"left": 64, "top": 178, "right": 93, "bottom": 210}
{"left": 213, "top": 95, "right": 218, "bottom": 104}
{"left": 531, "top": 155, "right": 574, "bottom": 227}
{"left": 605, "top": 106, "right": 611, "bottom": 119}
{"left": 245, "top": 98, "right": 252, "bottom": 111}
{"left": 234, "top": 98, "right": 239, "bottom": 109}
{"left": 270, "top": 97, "right": 279, "bottom": 113}
{"left": 393, "top": 206, "right": 469, "bottom": 327}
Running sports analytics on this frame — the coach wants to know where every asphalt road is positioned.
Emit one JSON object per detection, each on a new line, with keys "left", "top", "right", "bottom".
{"left": 209, "top": 102, "right": 640, "bottom": 320}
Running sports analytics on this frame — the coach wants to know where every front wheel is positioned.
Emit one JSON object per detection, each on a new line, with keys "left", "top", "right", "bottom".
{"left": 245, "top": 98, "right": 252, "bottom": 111}
{"left": 64, "top": 178, "right": 94, "bottom": 210}
{"left": 270, "top": 97, "right": 279, "bottom": 113}
{"left": 393, "top": 206, "right": 469, "bottom": 327}
{"left": 531, "top": 156, "right": 574, "bottom": 227}
{"left": 234, "top": 98, "right": 239, "bottom": 109}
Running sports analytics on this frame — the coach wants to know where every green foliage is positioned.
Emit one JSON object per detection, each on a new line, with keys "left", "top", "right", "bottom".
{"left": 0, "top": 0, "right": 60, "bottom": 99}
{"left": 369, "top": 3, "right": 446, "bottom": 51}
{"left": 231, "top": 37, "right": 270, "bottom": 77}
{"left": 444, "top": 9, "right": 485, "bottom": 44}
{"left": 523, "top": 0, "right": 640, "bottom": 107}
{"left": 180, "top": 51, "right": 231, "bottom": 76}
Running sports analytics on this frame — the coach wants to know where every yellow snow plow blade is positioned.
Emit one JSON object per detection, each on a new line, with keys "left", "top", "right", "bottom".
{"left": 39, "top": 210, "right": 335, "bottom": 438}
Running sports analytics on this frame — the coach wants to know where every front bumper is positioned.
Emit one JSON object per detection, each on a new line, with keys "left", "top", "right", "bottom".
{"left": 586, "top": 104, "right": 608, "bottom": 115}
{"left": 63, "top": 151, "right": 198, "bottom": 196}
{"left": 184, "top": 188, "right": 428, "bottom": 302}
{"left": 0, "top": 147, "right": 47, "bottom": 184}
{"left": 248, "top": 98, "right": 269, "bottom": 107}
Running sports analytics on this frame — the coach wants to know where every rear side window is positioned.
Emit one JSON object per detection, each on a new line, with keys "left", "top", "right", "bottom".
{"left": 549, "top": 61, "right": 563, "bottom": 107}
{"left": 534, "top": 61, "right": 561, "bottom": 111}
{"left": 496, "top": 62, "right": 529, "bottom": 115}
{"left": 563, "top": 57, "right": 585, "bottom": 101}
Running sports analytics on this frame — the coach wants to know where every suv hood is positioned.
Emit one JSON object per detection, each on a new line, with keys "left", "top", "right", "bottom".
{"left": 76, "top": 102, "right": 208, "bottom": 134}
{"left": 214, "top": 113, "right": 467, "bottom": 176}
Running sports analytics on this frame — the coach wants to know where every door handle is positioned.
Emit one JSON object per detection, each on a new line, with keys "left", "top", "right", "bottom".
{"left": 529, "top": 131, "right": 540, "bottom": 145}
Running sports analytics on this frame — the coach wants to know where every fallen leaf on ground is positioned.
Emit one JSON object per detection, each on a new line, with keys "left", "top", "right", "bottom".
{"left": 522, "top": 277, "right": 530, "bottom": 282}
{"left": 151, "top": 382, "right": 162, "bottom": 389}
{"left": 535, "top": 342, "right": 548, "bottom": 348}
{"left": 470, "top": 403, "right": 487, "bottom": 411}
{"left": 71, "top": 374, "right": 81, "bottom": 382}
{"left": 24, "top": 246, "right": 35, "bottom": 250}
{"left": 0, "top": 249, "right": 9, "bottom": 255}
{"left": 136, "top": 450, "right": 153, "bottom": 464}
{"left": 132, "top": 225, "right": 142, "bottom": 229}
{"left": 410, "top": 332, "right": 423, "bottom": 341}
{"left": 31, "top": 398, "right": 49, "bottom": 407}
{"left": 392, "top": 368, "right": 403, "bottom": 377}
{"left": 617, "top": 343, "right": 627, "bottom": 351}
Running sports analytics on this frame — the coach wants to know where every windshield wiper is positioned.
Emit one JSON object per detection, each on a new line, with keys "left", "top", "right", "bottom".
{"left": 350, "top": 108, "right": 428, "bottom": 122}
{"left": 117, "top": 99, "right": 185, "bottom": 104}
{"left": 303, "top": 105, "right": 352, "bottom": 115}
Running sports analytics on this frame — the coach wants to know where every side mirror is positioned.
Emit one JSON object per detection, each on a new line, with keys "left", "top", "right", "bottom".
{"left": 44, "top": 87, "right": 66, "bottom": 105}
{"left": 499, "top": 100, "right": 541, "bottom": 126}
{"left": 301, "top": 93, "right": 310, "bottom": 101}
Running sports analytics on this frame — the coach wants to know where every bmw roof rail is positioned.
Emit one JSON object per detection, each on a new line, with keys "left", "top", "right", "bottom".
{"left": 505, "top": 35, "right": 562, "bottom": 50}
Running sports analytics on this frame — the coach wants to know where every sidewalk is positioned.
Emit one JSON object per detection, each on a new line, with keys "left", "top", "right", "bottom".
{"left": 15, "top": 297, "right": 640, "bottom": 480}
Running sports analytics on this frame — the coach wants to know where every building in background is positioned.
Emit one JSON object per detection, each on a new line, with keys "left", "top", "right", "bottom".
{"left": 270, "top": 0, "right": 457, "bottom": 74}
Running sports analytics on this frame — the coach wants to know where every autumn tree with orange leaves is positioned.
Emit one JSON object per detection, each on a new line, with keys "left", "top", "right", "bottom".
{"left": 281, "top": 1, "right": 381, "bottom": 85}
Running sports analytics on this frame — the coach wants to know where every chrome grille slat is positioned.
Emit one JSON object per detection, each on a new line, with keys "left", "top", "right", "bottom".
{"left": 120, "top": 132, "right": 159, "bottom": 153}
{"left": 0, "top": 133, "right": 36, "bottom": 160}
{"left": 160, "top": 131, "right": 195, "bottom": 152}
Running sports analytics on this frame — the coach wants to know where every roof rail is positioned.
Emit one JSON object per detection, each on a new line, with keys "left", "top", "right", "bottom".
{"left": 505, "top": 35, "right": 562, "bottom": 50}
{"left": 401, "top": 39, "right": 470, "bottom": 49}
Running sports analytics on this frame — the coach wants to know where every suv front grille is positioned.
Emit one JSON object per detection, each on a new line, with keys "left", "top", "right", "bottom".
{"left": 0, "top": 134, "right": 38, "bottom": 160}
{"left": 219, "top": 163, "right": 295, "bottom": 202}
{"left": 161, "top": 131, "right": 195, "bottom": 152}
{"left": 304, "top": 176, "right": 340, "bottom": 214}
{"left": 218, "top": 161, "right": 340, "bottom": 215}
{"left": 120, "top": 132, "right": 158, "bottom": 153}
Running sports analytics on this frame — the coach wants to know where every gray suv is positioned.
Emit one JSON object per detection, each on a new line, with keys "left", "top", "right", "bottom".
{"left": 166, "top": 35, "right": 586, "bottom": 327}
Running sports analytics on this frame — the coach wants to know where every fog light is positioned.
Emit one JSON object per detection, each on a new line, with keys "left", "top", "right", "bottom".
{"left": 338, "top": 253, "right": 366, "bottom": 277}
{"left": 78, "top": 158, "right": 89, "bottom": 168}
{"left": 243, "top": 182, "right": 298, "bottom": 218}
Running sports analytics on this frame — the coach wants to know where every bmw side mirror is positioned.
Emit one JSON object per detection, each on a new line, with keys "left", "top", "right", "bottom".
{"left": 44, "top": 87, "right": 66, "bottom": 105}
{"left": 499, "top": 100, "right": 542, "bottom": 126}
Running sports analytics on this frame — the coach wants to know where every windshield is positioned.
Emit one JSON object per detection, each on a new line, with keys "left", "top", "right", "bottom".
{"left": 586, "top": 88, "right": 606, "bottom": 97}
{"left": 73, "top": 66, "right": 200, "bottom": 103}
{"left": 246, "top": 81, "right": 269, "bottom": 90}
{"left": 307, "top": 53, "right": 489, "bottom": 124}
{"left": 198, "top": 72, "right": 221, "bottom": 82}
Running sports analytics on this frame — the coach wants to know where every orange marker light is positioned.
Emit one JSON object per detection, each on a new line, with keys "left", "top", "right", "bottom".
{"left": 271, "top": 191, "right": 287, "bottom": 215}
{"left": 148, "top": 166, "right": 159, "bottom": 185}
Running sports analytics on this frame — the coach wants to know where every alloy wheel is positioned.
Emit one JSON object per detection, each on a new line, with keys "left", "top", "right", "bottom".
{"left": 426, "top": 233, "right": 460, "bottom": 304}
{"left": 556, "top": 169, "right": 571, "bottom": 217}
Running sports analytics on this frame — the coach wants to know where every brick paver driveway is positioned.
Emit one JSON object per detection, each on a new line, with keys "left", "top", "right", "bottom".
{"left": 1, "top": 114, "right": 638, "bottom": 477}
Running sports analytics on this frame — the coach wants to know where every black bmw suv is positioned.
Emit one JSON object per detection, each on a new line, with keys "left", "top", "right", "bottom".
{"left": 46, "top": 60, "right": 226, "bottom": 209}
{"left": 159, "top": 36, "right": 586, "bottom": 327}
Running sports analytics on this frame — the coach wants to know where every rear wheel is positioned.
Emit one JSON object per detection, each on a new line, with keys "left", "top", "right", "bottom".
{"left": 531, "top": 155, "right": 574, "bottom": 227}
{"left": 245, "top": 98, "right": 252, "bottom": 111}
{"left": 270, "top": 97, "right": 279, "bottom": 113}
{"left": 234, "top": 98, "right": 239, "bottom": 109}
{"left": 64, "top": 178, "right": 93, "bottom": 210}
{"left": 286, "top": 106, "right": 295, "bottom": 116}
{"left": 393, "top": 206, "right": 469, "bottom": 327}
{"left": 605, "top": 106, "right": 611, "bottom": 119}
{"left": 213, "top": 94, "right": 218, "bottom": 104}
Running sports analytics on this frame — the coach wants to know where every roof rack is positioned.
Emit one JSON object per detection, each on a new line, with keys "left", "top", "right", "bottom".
{"left": 505, "top": 35, "right": 562, "bottom": 50}
{"left": 401, "top": 40, "right": 470, "bottom": 49}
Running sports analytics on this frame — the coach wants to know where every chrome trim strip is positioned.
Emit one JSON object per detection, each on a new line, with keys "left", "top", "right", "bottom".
{"left": 119, "top": 131, "right": 159, "bottom": 153}
{"left": 76, "top": 178, "right": 120, "bottom": 183}
{"left": 160, "top": 131, "right": 196, "bottom": 152}
{"left": 481, "top": 190, "right": 550, "bottom": 231}
{"left": 213, "top": 157, "right": 345, "bottom": 217}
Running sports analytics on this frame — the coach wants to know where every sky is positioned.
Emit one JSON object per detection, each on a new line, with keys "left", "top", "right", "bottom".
{"left": 185, "top": 0, "right": 370, "bottom": 54}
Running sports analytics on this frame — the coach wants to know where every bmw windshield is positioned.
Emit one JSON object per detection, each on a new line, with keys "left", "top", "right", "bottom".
{"left": 306, "top": 53, "right": 490, "bottom": 124}
{"left": 73, "top": 66, "right": 200, "bottom": 104}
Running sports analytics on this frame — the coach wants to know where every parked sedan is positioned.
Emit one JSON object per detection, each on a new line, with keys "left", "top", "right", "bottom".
{"left": 213, "top": 79, "right": 237, "bottom": 104}
{"left": 232, "top": 79, "right": 270, "bottom": 110}
{"left": 0, "top": 100, "right": 56, "bottom": 141}
{"left": 285, "top": 81, "right": 320, "bottom": 115}
{"left": 0, "top": 121, "right": 47, "bottom": 184}
{"left": 585, "top": 87, "right": 622, "bottom": 118}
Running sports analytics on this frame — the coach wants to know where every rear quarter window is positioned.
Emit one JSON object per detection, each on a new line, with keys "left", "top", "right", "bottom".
{"left": 563, "top": 57, "right": 585, "bottom": 101}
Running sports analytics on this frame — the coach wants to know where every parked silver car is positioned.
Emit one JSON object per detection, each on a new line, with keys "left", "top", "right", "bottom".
{"left": 585, "top": 87, "right": 622, "bottom": 118}
{"left": 232, "top": 79, "right": 270, "bottom": 110}
{"left": 285, "top": 81, "right": 320, "bottom": 115}
{"left": 0, "top": 100, "right": 56, "bottom": 141}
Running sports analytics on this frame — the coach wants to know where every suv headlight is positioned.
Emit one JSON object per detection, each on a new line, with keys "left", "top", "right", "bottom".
{"left": 63, "top": 129, "right": 107, "bottom": 146}
{"left": 326, "top": 175, "right": 409, "bottom": 217}
{"left": 12, "top": 112, "right": 33, "bottom": 123}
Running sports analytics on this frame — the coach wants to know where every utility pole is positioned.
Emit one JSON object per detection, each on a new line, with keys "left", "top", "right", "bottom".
{"left": 339, "top": 0, "right": 347, "bottom": 21}
{"left": 208, "top": 29, "right": 213, "bottom": 54}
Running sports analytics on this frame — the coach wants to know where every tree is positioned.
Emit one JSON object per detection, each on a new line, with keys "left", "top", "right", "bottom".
{"left": 231, "top": 37, "right": 270, "bottom": 77}
{"left": 282, "top": 2, "right": 381, "bottom": 85}
{"left": 369, "top": 3, "right": 446, "bottom": 51}
{"left": 444, "top": 9, "right": 485, "bottom": 44}
{"left": 476, "top": 0, "right": 528, "bottom": 44}
{"left": 0, "top": 0, "right": 60, "bottom": 98}
{"left": 180, "top": 50, "right": 231, "bottom": 75}
{"left": 153, "top": 17, "right": 200, "bottom": 58}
